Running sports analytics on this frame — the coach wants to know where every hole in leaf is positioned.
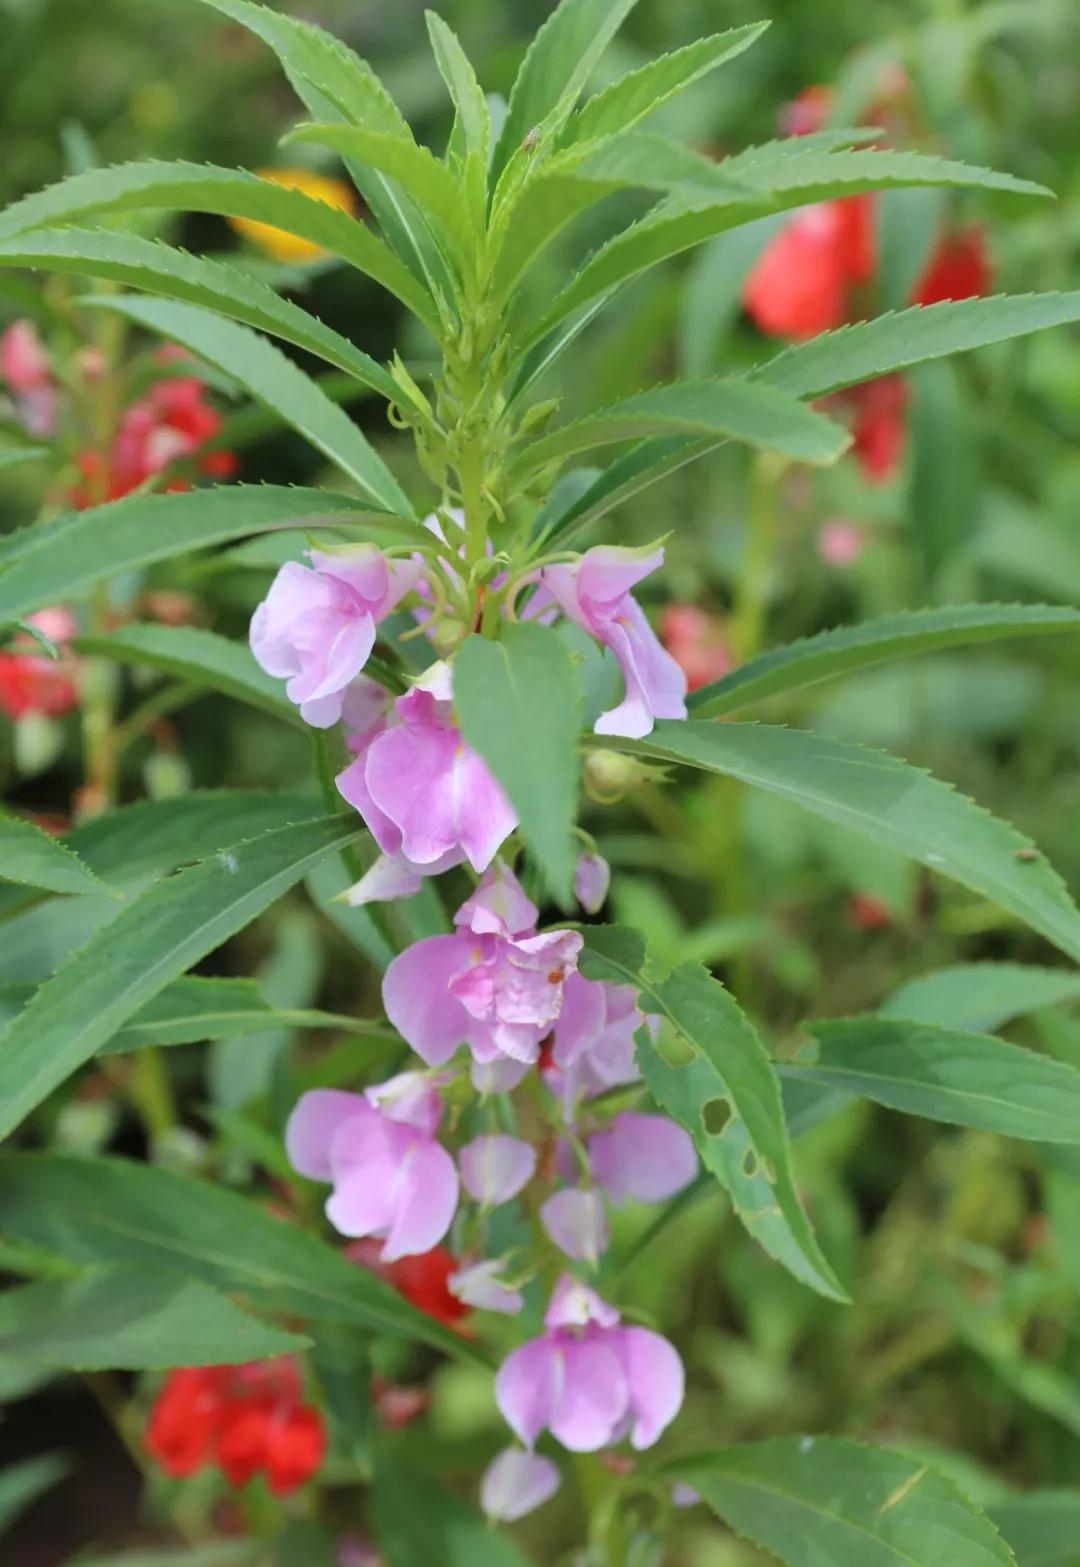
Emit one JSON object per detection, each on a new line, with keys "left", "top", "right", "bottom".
{"left": 742, "top": 1147, "right": 760, "bottom": 1179}
{"left": 701, "top": 1098, "right": 733, "bottom": 1136}
{"left": 656, "top": 1024, "right": 695, "bottom": 1069}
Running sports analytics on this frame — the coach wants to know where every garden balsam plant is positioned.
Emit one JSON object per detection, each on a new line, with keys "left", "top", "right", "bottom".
{"left": 3, "top": 1, "right": 1080, "bottom": 1562}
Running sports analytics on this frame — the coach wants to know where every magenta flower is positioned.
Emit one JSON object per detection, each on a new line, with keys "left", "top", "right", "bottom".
{"left": 459, "top": 1134, "right": 537, "bottom": 1206}
{"left": 495, "top": 1276, "right": 684, "bottom": 1452}
{"left": 383, "top": 863, "right": 582, "bottom": 1068}
{"left": 285, "top": 1077, "right": 457, "bottom": 1261}
{"left": 481, "top": 1448, "right": 561, "bottom": 1523}
{"left": 540, "top": 1189, "right": 610, "bottom": 1265}
{"left": 541, "top": 546, "right": 687, "bottom": 739}
{"left": 337, "top": 661, "right": 517, "bottom": 876}
{"left": 588, "top": 1113, "right": 698, "bottom": 1204}
{"left": 251, "top": 547, "right": 419, "bottom": 727}
{"left": 449, "top": 1259, "right": 524, "bottom": 1316}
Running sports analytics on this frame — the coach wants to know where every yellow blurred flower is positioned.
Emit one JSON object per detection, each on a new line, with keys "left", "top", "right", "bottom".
{"left": 228, "top": 168, "right": 356, "bottom": 262}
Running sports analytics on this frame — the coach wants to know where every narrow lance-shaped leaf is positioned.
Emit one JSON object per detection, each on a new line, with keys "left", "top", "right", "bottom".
{"left": 784, "top": 1017, "right": 1080, "bottom": 1143}
{"left": 989, "top": 1492, "right": 1080, "bottom": 1567}
{"left": 0, "top": 813, "right": 111, "bottom": 897}
{"left": 0, "top": 814, "right": 363, "bottom": 1140}
{"left": 689, "top": 603, "right": 1080, "bottom": 717}
{"left": 0, "top": 1153, "right": 484, "bottom": 1360}
{"left": 602, "top": 721, "right": 1080, "bottom": 964}
{"left": 0, "top": 1266, "right": 310, "bottom": 1369}
{"left": 0, "top": 160, "right": 436, "bottom": 328}
{"left": 191, "top": 0, "right": 452, "bottom": 305}
{"left": 425, "top": 11, "right": 490, "bottom": 170}
{"left": 74, "top": 624, "right": 299, "bottom": 724}
{"left": 581, "top": 927, "right": 847, "bottom": 1302}
{"left": 510, "top": 377, "right": 850, "bottom": 481}
{"left": 83, "top": 295, "right": 413, "bottom": 516}
{"left": 751, "top": 292, "right": 1080, "bottom": 399}
{"left": 672, "top": 1436, "right": 1017, "bottom": 1567}
{"left": 0, "top": 486, "right": 409, "bottom": 624}
{"left": 0, "top": 229, "right": 402, "bottom": 402}
{"left": 523, "top": 148, "right": 1051, "bottom": 349}
{"left": 532, "top": 436, "right": 715, "bottom": 549}
{"left": 882, "top": 963, "right": 1080, "bottom": 1034}
{"left": 490, "top": 0, "right": 642, "bottom": 183}
{"left": 455, "top": 624, "right": 582, "bottom": 905}
{"left": 0, "top": 1454, "right": 69, "bottom": 1539}
{"left": 556, "top": 23, "right": 770, "bottom": 147}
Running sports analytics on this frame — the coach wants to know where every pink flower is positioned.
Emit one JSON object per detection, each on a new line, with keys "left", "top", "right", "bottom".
{"left": 540, "top": 547, "right": 687, "bottom": 739}
{"left": 659, "top": 604, "right": 734, "bottom": 692}
{"left": 337, "top": 662, "right": 517, "bottom": 876}
{"left": 459, "top": 1134, "right": 537, "bottom": 1206}
{"left": 495, "top": 1276, "right": 684, "bottom": 1452}
{"left": 0, "top": 320, "right": 57, "bottom": 436}
{"left": 251, "top": 548, "right": 419, "bottom": 727}
{"left": 542, "top": 974, "right": 644, "bottom": 1114}
{"left": 541, "top": 1189, "right": 610, "bottom": 1265}
{"left": 816, "top": 519, "right": 867, "bottom": 568}
{"left": 449, "top": 1259, "right": 524, "bottom": 1316}
{"left": 383, "top": 863, "right": 582, "bottom": 1068}
{"left": 587, "top": 1113, "right": 698, "bottom": 1203}
{"left": 285, "top": 1078, "right": 458, "bottom": 1261}
{"left": 481, "top": 1448, "right": 561, "bottom": 1522}
{"left": 574, "top": 852, "right": 611, "bottom": 914}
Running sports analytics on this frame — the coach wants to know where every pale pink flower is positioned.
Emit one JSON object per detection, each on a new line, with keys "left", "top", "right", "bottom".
{"left": 481, "top": 1448, "right": 561, "bottom": 1522}
{"left": 459, "top": 1134, "right": 537, "bottom": 1206}
{"left": 0, "top": 319, "right": 57, "bottom": 435}
{"left": 449, "top": 1259, "right": 524, "bottom": 1316}
{"left": 587, "top": 1113, "right": 698, "bottom": 1204}
{"left": 540, "top": 1189, "right": 610, "bottom": 1265}
{"left": 574, "top": 852, "right": 611, "bottom": 914}
{"left": 816, "top": 519, "right": 867, "bottom": 568}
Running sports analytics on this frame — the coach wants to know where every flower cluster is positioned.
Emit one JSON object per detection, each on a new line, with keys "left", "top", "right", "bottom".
{"left": 248, "top": 523, "right": 696, "bottom": 1519}
{"left": 146, "top": 1359, "right": 325, "bottom": 1495}
{"left": 742, "top": 83, "right": 990, "bottom": 483}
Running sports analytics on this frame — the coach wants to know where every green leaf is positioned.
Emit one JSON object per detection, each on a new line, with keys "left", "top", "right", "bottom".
{"left": 511, "top": 378, "right": 850, "bottom": 480}
{"left": 426, "top": 11, "right": 490, "bottom": 170}
{"left": 0, "top": 1153, "right": 481, "bottom": 1360}
{"left": 785, "top": 1017, "right": 1080, "bottom": 1143}
{"left": 455, "top": 624, "right": 582, "bottom": 905}
{"left": 490, "top": 0, "right": 641, "bottom": 183}
{"left": 676, "top": 1436, "right": 1016, "bottom": 1567}
{"left": 533, "top": 436, "right": 713, "bottom": 548}
{"left": 85, "top": 295, "right": 412, "bottom": 514}
{"left": 0, "top": 486, "right": 404, "bottom": 624}
{"left": 0, "top": 1265, "right": 309, "bottom": 1369}
{"left": 75, "top": 623, "right": 298, "bottom": 723}
{"left": 0, "top": 812, "right": 110, "bottom": 897}
{"left": 581, "top": 927, "right": 846, "bottom": 1301}
{"left": 191, "top": 0, "right": 448, "bottom": 299}
{"left": 0, "top": 446, "right": 48, "bottom": 472}
{"left": 97, "top": 974, "right": 386, "bottom": 1054}
{"left": 0, "top": 814, "right": 362, "bottom": 1139}
{"left": 371, "top": 1458, "right": 536, "bottom": 1567}
{"left": 0, "top": 228, "right": 401, "bottom": 401}
{"left": 75, "top": 1547, "right": 258, "bottom": 1567}
{"left": 752, "top": 293, "right": 1080, "bottom": 399}
{"left": 0, "top": 160, "right": 435, "bottom": 327}
{"left": 608, "top": 722, "right": 1080, "bottom": 964}
{"left": 989, "top": 1493, "right": 1080, "bottom": 1567}
{"left": 525, "top": 151, "right": 1050, "bottom": 349}
{"left": 0, "top": 1453, "right": 69, "bottom": 1539}
{"left": 689, "top": 604, "right": 1080, "bottom": 717}
{"left": 882, "top": 964, "right": 1080, "bottom": 1033}
{"left": 557, "top": 24, "right": 769, "bottom": 147}
{"left": 286, "top": 123, "right": 466, "bottom": 266}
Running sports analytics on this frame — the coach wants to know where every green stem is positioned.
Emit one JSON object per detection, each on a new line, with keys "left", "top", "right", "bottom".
{"left": 731, "top": 452, "right": 784, "bottom": 663}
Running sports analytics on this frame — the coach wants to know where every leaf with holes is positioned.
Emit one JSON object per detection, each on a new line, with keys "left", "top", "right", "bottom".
{"left": 580, "top": 927, "right": 847, "bottom": 1301}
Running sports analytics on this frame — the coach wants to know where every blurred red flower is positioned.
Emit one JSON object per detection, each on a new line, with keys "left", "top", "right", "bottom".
{"left": 660, "top": 604, "right": 734, "bottom": 691}
{"left": 0, "top": 606, "right": 79, "bottom": 721}
{"left": 146, "top": 1359, "right": 324, "bottom": 1495}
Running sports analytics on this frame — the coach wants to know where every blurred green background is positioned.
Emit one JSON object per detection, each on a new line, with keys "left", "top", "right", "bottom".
{"left": 1, "top": 1, "right": 1079, "bottom": 1563}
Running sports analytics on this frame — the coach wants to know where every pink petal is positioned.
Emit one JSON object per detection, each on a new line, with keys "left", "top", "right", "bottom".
{"left": 614, "top": 1326, "right": 685, "bottom": 1449}
{"left": 285, "top": 1090, "right": 370, "bottom": 1181}
{"left": 449, "top": 1260, "right": 524, "bottom": 1315}
{"left": 578, "top": 545, "right": 666, "bottom": 608}
{"left": 540, "top": 1189, "right": 610, "bottom": 1265}
{"left": 471, "top": 1057, "right": 531, "bottom": 1094}
{"left": 574, "top": 853, "right": 611, "bottom": 914}
{"left": 481, "top": 1448, "right": 560, "bottom": 1522}
{"left": 495, "top": 1338, "right": 559, "bottom": 1448}
{"left": 456, "top": 861, "right": 538, "bottom": 938}
{"left": 382, "top": 934, "right": 475, "bottom": 1066}
{"left": 382, "top": 1137, "right": 459, "bottom": 1261}
{"left": 588, "top": 1113, "right": 698, "bottom": 1204}
{"left": 544, "top": 1275, "right": 620, "bottom": 1332}
{"left": 549, "top": 1337, "right": 628, "bottom": 1452}
{"left": 459, "top": 1135, "right": 537, "bottom": 1206}
{"left": 341, "top": 853, "right": 424, "bottom": 906}
{"left": 365, "top": 1071, "right": 444, "bottom": 1136}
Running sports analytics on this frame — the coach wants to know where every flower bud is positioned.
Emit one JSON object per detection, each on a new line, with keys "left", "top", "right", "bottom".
{"left": 583, "top": 749, "right": 667, "bottom": 803}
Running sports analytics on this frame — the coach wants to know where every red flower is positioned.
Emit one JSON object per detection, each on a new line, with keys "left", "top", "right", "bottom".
{"left": 846, "top": 893, "right": 892, "bottom": 931}
{"left": 346, "top": 1238, "right": 470, "bottom": 1327}
{"left": 848, "top": 373, "right": 909, "bottom": 483}
{"left": 659, "top": 605, "right": 734, "bottom": 692}
{"left": 146, "top": 1359, "right": 324, "bottom": 1495}
{"left": 0, "top": 607, "right": 79, "bottom": 721}
{"left": 912, "top": 225, "right": 990, "bottom": 307}
{"left": 743, "top": 196, "right": 876, "bottom": 340}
